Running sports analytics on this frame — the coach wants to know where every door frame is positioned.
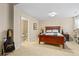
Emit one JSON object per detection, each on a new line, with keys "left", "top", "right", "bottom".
{"left": 20, "top": 16, "right": 29, "bottom": 42}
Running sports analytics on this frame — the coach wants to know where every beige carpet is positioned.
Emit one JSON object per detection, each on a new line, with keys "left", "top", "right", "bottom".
{"left": 8, "top": 41, "right": 79, "bottom": 56}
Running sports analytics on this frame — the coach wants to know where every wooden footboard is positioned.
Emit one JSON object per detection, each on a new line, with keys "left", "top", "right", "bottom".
{"left": 39, "top": 35, "right": 65, "bottom": 48}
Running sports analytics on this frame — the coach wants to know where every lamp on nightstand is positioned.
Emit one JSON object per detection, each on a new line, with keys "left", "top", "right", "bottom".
{"left": 40, "top": 28, "right": 44, "bottom": 34}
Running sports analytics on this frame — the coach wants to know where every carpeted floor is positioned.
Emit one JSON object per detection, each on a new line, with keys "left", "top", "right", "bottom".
{"left": 8, "top": 41, "right": 79, "bottom": 56}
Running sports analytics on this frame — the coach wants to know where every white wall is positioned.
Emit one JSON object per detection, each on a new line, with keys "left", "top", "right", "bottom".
{"left": 0, "top": 4, "right": 14, "bottom": 54}
{"left": 39, "top": 18, "right": 74, "bottom": 35}
{"left": 14, "top": 6, "right": 39, "bottom": 49}
{"left": 0, "top": 4, "right": 10, "bottom": 39}
{"left": 8, "top": 4, "right": 14, "bottom": 29}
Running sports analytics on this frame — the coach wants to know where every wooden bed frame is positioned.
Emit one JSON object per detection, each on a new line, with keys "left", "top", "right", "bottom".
{"left": 38, "top": 26, "right": 65, "bottom": 48}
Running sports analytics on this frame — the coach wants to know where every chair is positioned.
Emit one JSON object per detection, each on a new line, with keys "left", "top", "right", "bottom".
{"left": 4, "top": 29, "right": 15, "bottom": 53}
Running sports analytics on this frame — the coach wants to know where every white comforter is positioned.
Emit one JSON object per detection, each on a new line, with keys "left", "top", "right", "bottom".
{"left": 41, "top": 32, "right": 63, "bottom": 36}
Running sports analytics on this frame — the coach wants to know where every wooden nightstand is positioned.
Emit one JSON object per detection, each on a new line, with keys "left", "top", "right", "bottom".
{"left": 63, "top": 34, "right": 69, "bottom": 41}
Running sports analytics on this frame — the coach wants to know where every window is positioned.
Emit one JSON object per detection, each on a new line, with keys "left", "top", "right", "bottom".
{"left": 74, "top": 16, "right": 79, "bottom": 28}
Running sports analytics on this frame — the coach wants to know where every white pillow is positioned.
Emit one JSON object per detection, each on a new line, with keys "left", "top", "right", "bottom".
{"left": 52, "top": 29, "right": 59, "bottom": 33}
{"left": 46, "top": 30, "right": 52, "bottom": 33}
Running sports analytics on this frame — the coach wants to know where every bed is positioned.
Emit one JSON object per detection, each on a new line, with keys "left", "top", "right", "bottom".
{"left": 38, "top": 26, "right": 65, "bottom": 48}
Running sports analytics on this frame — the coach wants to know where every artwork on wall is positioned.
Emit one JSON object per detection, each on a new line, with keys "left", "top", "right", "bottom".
{"left": 33, "top": 23, "right": 37, "bottom": 30}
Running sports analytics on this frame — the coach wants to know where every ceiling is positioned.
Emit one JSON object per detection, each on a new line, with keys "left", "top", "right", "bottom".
{"left": 16, "top": 3, "right": 79, "bottom": 20}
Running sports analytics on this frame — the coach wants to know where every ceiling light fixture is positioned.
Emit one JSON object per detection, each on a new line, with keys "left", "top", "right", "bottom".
{"left": 48, "top": 12, "right": 56, "bottom": 17}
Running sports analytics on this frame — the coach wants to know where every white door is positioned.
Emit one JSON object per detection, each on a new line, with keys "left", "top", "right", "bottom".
{"left": 21, "top": 20, "right": 28, "bottom": 41}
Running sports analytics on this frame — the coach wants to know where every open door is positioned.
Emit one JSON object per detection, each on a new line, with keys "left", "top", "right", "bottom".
{"left": 20, "top": 18, "right": 28, "bottom": 41}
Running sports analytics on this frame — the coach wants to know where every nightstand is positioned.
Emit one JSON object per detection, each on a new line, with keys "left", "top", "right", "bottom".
{"left": 63, "top": 34, "right": 69, "bottom": 41}
{"left": 75, "top": 37, "right": 79, "bottom": 44}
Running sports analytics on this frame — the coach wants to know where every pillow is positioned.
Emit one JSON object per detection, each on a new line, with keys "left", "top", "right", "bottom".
{"left": 46, "top": 30, "right": 52, "bottom": 33}
{"left": 52, "top": 29, "right": 59, "bottom": 33}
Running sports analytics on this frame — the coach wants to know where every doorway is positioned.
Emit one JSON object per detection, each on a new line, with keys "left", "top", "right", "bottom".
{"left": 20, "top": 17, "right": 28, "bottom": 42}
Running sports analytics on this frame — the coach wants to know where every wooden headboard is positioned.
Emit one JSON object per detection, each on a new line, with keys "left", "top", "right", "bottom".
{"left": 45, "top": 26, "right": 61, "bottom": 33}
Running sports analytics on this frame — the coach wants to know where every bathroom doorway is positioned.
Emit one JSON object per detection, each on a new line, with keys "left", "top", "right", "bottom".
{"left": 20, "top": 17, "right": 28, "bottom": 41}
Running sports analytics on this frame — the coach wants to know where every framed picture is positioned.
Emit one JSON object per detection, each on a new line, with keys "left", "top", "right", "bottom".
{"left": 33, "top": 23, "right": 37, "bottom": 30}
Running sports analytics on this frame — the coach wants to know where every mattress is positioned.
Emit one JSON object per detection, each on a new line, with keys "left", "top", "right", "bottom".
{"left": 41, "top": 32, "right": 63, "bottom": 36}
